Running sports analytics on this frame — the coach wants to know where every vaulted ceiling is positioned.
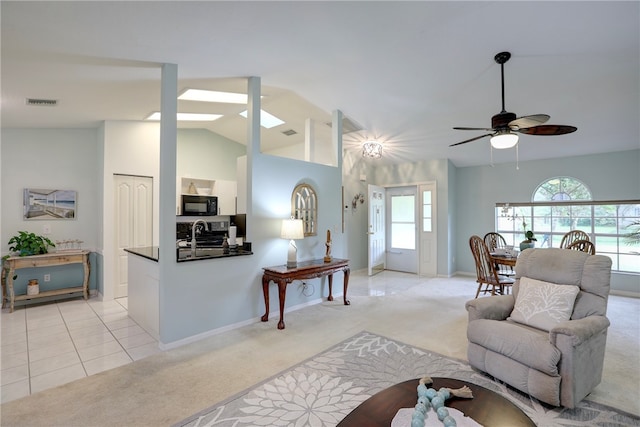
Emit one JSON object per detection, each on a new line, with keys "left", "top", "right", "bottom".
{"left": 2, "top": 1, "right": 638, "bottom": 167}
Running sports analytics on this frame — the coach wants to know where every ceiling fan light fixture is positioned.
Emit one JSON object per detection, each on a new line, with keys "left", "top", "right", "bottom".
{"left": 362, "top": 140, "right": 383, "bottom": 159}
{"left": 490, "top": 132, "right": 519, "bottom": 149}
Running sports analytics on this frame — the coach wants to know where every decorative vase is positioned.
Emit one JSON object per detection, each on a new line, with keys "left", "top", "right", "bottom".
{"left": 188, "top": 182, "right": 197, "bottom": 194}
{"left": 519, "top": 241, "right": 535, "bottom": 251}
{"left": 27, "top": 279, "right": 39, "bottom": 295}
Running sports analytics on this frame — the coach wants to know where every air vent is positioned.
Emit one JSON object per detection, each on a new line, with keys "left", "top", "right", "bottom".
{"left": 26, "top": 98, "right": 58, "bottom": 107}
{"left": 282, "top": 129, "right": 298, "bottom": 136}
{"left": 324, "top": 116, "right": 363, "bottom": 134}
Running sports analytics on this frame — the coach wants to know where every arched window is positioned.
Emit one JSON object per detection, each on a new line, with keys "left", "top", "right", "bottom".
{"left": 495, "top": 176, "right": 640, "bottom": 274}
{"left": 291, "top": 183, "right": 317, "bottom": 236}
{"left": 532, "top": 176, "right": 592, "bottom": 202}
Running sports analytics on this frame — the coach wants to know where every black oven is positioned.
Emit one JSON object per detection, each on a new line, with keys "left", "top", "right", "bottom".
{"left": 181, "top": 195, "right": 218, "bottom": 216}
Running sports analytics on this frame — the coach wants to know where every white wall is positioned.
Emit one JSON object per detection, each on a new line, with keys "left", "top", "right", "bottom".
{"left": 176, "top": 128, "right": 245, "bottom": 182}
{"left": 101, "top": 121, "right": 161, "bottom": 300}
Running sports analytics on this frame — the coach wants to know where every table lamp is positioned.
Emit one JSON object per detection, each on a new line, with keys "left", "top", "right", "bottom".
{"left": 281, "top": 218, "right": 304, "bottom": 268}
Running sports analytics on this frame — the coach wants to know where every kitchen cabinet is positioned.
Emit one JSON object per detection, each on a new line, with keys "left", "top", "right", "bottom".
{"left": 214, "top": 180, "right": 237, "bottom": 215}
{"left": 180, "top": 177, "right": 214, "bottom": 196}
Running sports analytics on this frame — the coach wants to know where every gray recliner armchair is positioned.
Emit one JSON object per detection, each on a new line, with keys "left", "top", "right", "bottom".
{"left": 465, "top": 248, "right": 612, "bottom": 408}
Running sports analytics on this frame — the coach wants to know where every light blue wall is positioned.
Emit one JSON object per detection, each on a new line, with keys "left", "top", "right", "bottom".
{"left": 455, "top": 149, "right": 640, "bottom": 293}
{"left": 371, "top": 158, "right": 454, "bottom": 276}
{"left": 159, "top": 152, "right": 344, "bottom": 343}
{"left": 1, "top": 128, "right": 102, "bottom": 294}
{"left": 1, "top": 125, "right": 637, "bottom": 337}
{"left": 341, "top": 150, "right": 374, "bottom": 271}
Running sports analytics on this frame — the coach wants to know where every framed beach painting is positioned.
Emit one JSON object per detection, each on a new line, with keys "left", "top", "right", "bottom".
{"left": 23, "top": 188, "right": 77, "bottom": 220}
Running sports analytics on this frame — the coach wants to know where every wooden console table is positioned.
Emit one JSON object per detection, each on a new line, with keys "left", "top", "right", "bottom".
{"left": 261, "top": 258, "right": 350, "bottom": 329}
{"left": 2, "top": 251, "right": 91, "bottom": 313}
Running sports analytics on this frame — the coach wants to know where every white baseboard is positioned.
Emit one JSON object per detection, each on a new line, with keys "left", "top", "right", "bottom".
{"left": 159, "top": 297, "right": 324, "bottom": 351}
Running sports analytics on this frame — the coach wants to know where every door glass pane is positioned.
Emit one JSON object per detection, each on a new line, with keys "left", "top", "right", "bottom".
{"left": 423, "top": 190, "right": 432, "bottom": 232}
{"left": 392, "top": 195, "right": 414, "bottom": 222}
{"left": 391, "top": 194, "right": 415, "bottom": 249}
{"left": 392, "top": 224, "right": 415, "bottom": 249}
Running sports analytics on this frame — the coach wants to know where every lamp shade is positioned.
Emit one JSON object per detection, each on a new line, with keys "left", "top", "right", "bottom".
{"left": 281, "top": 218, "right": 304, "bottom": 240}
{"left": 490, "top": 132, "right": 519, "bottom": 149}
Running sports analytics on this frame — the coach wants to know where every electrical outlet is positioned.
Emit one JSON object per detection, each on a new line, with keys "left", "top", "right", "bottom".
{"left": 44, "top": 274, "right": 51, "bottom": 282}
{"left": 43, "top": 224, "right": 51, "bottom": 235}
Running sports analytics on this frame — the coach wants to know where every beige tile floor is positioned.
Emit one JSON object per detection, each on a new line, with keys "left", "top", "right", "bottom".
{"left": 1, "top": 297, "right": 161, "bottom": 403}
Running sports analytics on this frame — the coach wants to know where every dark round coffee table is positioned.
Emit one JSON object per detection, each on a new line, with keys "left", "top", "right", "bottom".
{"left": 337, "top": 377, "right": 535, "bottom": 427}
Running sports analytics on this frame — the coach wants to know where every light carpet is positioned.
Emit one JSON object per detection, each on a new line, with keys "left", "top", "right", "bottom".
{"left": 175, "top": 331, "right": 640, "bottom": 427}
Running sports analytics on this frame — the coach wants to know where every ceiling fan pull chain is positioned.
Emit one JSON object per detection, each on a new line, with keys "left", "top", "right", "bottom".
{"left": 516, "top": 144, "right": 520, "bottom": 170}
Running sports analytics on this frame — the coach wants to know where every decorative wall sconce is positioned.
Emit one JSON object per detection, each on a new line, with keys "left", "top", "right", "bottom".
{"left": 352, "top": 193, "right": 365, "bottom": 210}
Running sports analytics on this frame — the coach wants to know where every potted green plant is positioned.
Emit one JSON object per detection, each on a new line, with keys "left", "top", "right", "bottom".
{"left": 7, "top": 231, "right": 55, "bottom": 257}
{"left": 519, "top": 220, "right": 537, "bottom": 251}
{"left": 624, "top": 221, "right": 640, "bottom": 248}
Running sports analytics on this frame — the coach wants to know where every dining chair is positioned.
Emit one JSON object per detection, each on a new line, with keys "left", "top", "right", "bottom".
{"left": 483, "top": 232, "right": 515, "bottom": 276}
{"left": 469, "top": 235, "right": 515, "bottom": 297}
{"left": 567, "top": 239, "right": 596, "bottom": 255}
{"left": 560, "top": 230, "right": 590, "bottom": 249}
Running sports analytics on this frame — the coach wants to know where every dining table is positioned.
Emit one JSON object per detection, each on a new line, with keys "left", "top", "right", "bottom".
{"left": 489, "top": 252, "right": 518, "bottom": 268}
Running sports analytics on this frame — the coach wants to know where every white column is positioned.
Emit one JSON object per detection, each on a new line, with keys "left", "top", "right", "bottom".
{"left": 246, "top": 77, "right": 261, "bottom": 240}
{"left": 158, "top": 63, "right": 178, "bottom": 341}
{"left": 304, "top": 118, "right": 315, "bottom": 162}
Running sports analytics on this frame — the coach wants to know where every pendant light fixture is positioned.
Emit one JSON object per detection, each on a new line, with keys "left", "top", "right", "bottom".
{"left": 362, "top": 140, "right": 383, "bottom": 158}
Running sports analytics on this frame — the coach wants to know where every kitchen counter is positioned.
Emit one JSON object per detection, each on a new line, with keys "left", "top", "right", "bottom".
{"left": 176, "top": 246, "right": 253, "bottom": 262}
{"left": 125, "top": 246, "right": 160, "bottom": 261}
{"left": 124, "top": 246, "right": 253, "bottom": 262}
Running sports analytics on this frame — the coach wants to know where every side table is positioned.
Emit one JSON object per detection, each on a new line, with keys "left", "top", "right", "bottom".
{"left": 2, "top": 251, "right": 91, "bottom": 312}
{"left": 261, "top": 258, "right": 350, "bottom": 329}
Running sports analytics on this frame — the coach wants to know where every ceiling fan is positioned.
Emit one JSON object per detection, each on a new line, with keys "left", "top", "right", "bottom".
{"left": 450, "top": 51, "right": 577, "bottom": 149}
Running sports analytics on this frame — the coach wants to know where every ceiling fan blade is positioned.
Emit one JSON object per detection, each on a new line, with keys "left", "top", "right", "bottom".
{"left": 449, "top": 133, "right": 493, "bottom": 147}
{"left": 508, "top": 114, "right": 550, "bottom": 130}
{"left": 453, "top": 126, "right": 494, "bottom": 131}
{"left": 517, "top": 125, "right": 577, "bottom": 136}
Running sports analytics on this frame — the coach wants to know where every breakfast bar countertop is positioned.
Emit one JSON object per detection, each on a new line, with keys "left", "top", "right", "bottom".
{"left": 125, "top": 246, "right": 160, "bottom": 262}
{"left": 124, "top": 246, "right": 253, "bottom": 262}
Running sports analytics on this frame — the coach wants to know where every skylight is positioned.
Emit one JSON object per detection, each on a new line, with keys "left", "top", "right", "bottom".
{"left": 178, "top": 89, "right": 247, "bottom": 104}
{"left": 145, "top": 112, "right": 223, "bottom": 121}
{"left": 239, "top": 110, "right": 284, "bottom": 129}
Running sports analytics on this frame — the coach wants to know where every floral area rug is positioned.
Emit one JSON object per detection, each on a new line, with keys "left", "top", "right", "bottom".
{"left": 175, "top": 331, "right": 640, "bottom": 427}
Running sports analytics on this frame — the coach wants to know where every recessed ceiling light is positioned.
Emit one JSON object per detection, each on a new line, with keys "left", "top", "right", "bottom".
{"left": 145, "top": 112, "right": 223, "bottom": 121}
{"left": 178, "top": 89, "right": 247, "bottom": 104}
{"left": 239, "top": 110, "right": 284, "bottom": 129}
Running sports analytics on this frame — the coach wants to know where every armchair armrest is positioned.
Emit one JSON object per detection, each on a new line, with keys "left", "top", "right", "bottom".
{"left": 549, "top": 315, "right": 610, "bottom": 347}
{"left": 465, "top": 295, "right": 514, "bottom": 321}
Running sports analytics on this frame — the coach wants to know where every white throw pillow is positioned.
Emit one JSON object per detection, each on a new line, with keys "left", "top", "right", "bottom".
{"left": 509, "top": 277, "right": 580, "bottom": 331}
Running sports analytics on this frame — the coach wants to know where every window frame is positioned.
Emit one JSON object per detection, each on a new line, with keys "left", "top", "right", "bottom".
{"left": 495, "top": 200, "right": 640, "bottom": 274}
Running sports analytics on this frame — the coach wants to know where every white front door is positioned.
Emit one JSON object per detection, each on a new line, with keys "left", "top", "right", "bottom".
{"left": 386, "top": 186, "right": 418, "bottom": 273}
{"left": 114, "top": 174, "right": 153, "bottom": 298}
{"left": 419, "top": 182, "right": 437, "bottom": 277}
{"left": 367, "top": 185, "right": 386, "bottom": 276}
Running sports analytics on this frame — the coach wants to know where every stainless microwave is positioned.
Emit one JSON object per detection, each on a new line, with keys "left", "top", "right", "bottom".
{"left": 181, "top": 195, "right": 218, "bottom": 216}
